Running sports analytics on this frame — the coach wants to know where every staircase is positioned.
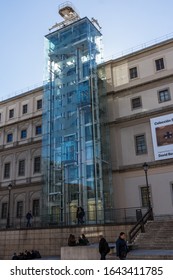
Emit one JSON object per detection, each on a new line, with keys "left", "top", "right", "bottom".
{"left": 108, "top": 219, "right": 173, "bottom": 259}
{"left": 134, "top": 220, "right": 173, "bottom": 249}
{"left": 125, "top": 219, "right": 173, "bottom": 259}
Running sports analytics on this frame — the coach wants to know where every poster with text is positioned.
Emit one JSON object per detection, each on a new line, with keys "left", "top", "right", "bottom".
{"left": 150, "top": 113, "right": 173, "bottom": 160}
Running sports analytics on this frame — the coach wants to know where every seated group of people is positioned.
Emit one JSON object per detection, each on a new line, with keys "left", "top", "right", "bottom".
{"left": 12, "top": 249, "right": 41, "bottom": 260}
{"left": 68, "top": 234, "right": 89, "bottom": 246}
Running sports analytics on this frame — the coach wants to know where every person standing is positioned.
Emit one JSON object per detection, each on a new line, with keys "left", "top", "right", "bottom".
{"left": 76, "top": 207, "right": 85, "bottom": 224}
{"left": 26, "top": 210, "right": 32, "bottom": 227}
{"left": 116, "top": 232, "right": 128, "bottom": 260}
{"left": 99, "top": 235, "right": 110, "bottom": 260}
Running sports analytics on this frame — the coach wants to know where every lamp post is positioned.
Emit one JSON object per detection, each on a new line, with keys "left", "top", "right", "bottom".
{"left": 142, "top": 162, "right": 151, "bottom": 209}
{"left": 6, "top": 183, "right": 12, "bottom": 228}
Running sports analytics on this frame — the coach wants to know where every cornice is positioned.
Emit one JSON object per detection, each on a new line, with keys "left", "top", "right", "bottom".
{"left": 0, "top": 139, "right": 41, "bottom": 153}
{"left": 0, "top": 114, "right": 42, "bottom": 130}
{"left": 107, "top": 104, "right": 173, "bottom": 126}
{"left": 107, "top": 74, "right": 173, "bottom": 97}
{"left": 112, "top": 158, "right": 173, "bottom": 173}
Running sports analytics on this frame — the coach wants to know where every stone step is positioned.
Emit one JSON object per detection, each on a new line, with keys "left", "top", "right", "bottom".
{"left": 127, "top": 255, "right": 173, "bottom": 260}
{"left": 137, "top": 234, "right": 173, "bottom": 237}
{"left": 107, "top": 253, "right": 173, "bottom": 260}
{"left": 144, "top": 227, "right": 173, "bottom": 229}
{"left": 132, "top": 220, "right": 173, "bottom": 251}
{"left": 136, "top": 239, "right": 173, "bottom": 243}
{"left": 143, "top": 227, "right": 173, "bottom": 231}
{"left": 135, "top": 246, "right": 173, "bottom": 249}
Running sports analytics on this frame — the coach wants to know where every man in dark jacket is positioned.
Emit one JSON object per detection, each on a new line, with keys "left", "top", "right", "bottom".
{"left": 26, "top": 211, "right": 32, "bottom": 227}
{"left": 99, "top": 235, "right": 110, "bottom": 260}
{"left": 116, "top": 232, "right": 128, "bottom": 260}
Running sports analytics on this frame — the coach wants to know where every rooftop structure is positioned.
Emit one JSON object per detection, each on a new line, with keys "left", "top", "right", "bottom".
{"left": 49, "top": 2, "right": 80, "bottom": 32}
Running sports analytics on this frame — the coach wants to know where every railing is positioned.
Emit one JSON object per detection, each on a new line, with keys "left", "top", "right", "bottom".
{"left": 104, "top": 32, "right": 173, "bottom": 62}
{"left": 0, "top": 207, "right": 148, "bottom": 230}
{"left": 0, "top": 82, "right": 43, "bottom": 102}
{"left": 128, "top": 207, "right": 153, "bottom": 243}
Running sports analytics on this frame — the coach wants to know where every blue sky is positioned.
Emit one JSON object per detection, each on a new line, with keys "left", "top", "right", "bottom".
{"left": 0, "top": 0, "right": 173, "bottom": 100}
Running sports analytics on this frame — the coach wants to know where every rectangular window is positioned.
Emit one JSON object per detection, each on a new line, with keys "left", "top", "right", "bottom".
{"left": 135, "top": 134, "right": 147, "bottom": 155}
{"left": 84, "top": 108, "right": 92, "bottom": 124}
{"left": 0, "top": 112, "right": 2, "bottom": 122}
{"left": 34, "top": 156, "right": 41, "bottom": 173}
{"left": 4, "top": 163, "right": 10, "bottom": 178}
{"left": 16, "top": 201, "right": 23, "bottom": 218}
{"left": 67, "top": 111, "right": 75, "bottom": 118}
{"left": 131, "top": 97, "right": 142, "bottom": 109}
{"left": 67, "top": 166, "right": 78, "bottom": 181}
{"left": 129, "top": 67, "right": 138, "bottom": 79}
{"left": 85, "top": 125, "right": 92, "bottom": 141}
{"left": 1, "top": 203, "right": 8, "bottom": 219}
{"left": 140, "top": 186, "right": 149, "bottom": 207}
{"left": 9, "top": 109, "right": 14, "bottom": 119}
{"left": 32, "top": 199, "right": 40, "bottom": 217}
{"left": 85, "top": 142, "right": 93, "bottom": 160}
{"left": 37, "top": 99, "right": 42, "bottom": 110}
{"left": 67, "top": 91, "right": 74, "bottom": 103}
{"left": 158, "top": 89, "right": 171, "bottom": 103}
{"left": 86, "top": 164, "right": 94, "bottom": 178}
{"left": 155, "top": 58, "right": 164, "bottom": 71}
{"left": 7, "top": 133, "right": 13, "bottom": 143}
{"left": 35, "top": 125, "right": 42, "bottom": 135}
{"left": 21, "top": 129, "right": 27, "bottom": 139}
{"left": 18, "top": 160, "right": 25, "bottom": 176}
{"left": 22, "top": 104, "right": 28, "bottom": 114}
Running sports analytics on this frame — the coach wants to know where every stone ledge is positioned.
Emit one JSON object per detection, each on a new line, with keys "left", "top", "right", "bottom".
{"left": 61, "top": 243, "right": 116, "bottom": 260}
{"left": 61, "top": 244, "right": 100, "bottom": 260}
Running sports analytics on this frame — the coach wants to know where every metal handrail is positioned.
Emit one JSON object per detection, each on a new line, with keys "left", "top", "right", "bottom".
{"left": 0, "top": 207, "right": 148, "bottom": 230}
{"left": 128, "top": 207, "right": 153, "bottom": 243}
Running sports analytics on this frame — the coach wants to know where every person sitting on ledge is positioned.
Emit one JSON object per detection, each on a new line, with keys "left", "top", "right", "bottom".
{"left": 78, "top": 234, "right": 89, "bottom": 246}
{"left": 68, "top": 234, "right": 76, "bottom": 246}
{"left": 12, "top": 252, "right": 19, "bottom": 260}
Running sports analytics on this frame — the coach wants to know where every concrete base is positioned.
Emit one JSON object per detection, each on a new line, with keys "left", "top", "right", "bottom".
{"left": 0, "top": 224, "right": 129, "bottom": 259}
{"left": 61, "top": 244, "right": 100, "bottom": 260}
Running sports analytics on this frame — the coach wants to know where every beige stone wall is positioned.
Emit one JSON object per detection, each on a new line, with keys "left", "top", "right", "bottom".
{"left": 112, "top": 165, "right": 173, "bottom": 216}
{"left": 0, "top": 224, "right": 132, "bottom": 260}
{"left": 0, "top": 87, "right": 43, "bottom": 226}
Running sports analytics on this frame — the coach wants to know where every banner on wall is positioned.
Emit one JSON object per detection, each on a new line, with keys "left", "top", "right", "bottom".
{"left": 150, "top": 113, "right": 173, "bottom": 160}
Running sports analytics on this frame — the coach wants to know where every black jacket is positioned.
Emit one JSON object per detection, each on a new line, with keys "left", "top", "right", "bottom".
{"left": 116, "top": 237, "right": 128, "bottom": 258}
{"left": 99, "top": 238, "right": 110, "bottom": 255}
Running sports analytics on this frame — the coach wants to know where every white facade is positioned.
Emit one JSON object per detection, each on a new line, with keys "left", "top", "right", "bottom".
{"left": 106, "top": 39, "right": 173, "bottom": 218}
{"left": 0, "top": 87, "right": 43, "bottom": 227}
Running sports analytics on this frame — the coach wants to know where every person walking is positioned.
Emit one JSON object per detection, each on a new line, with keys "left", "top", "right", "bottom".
{"left": 99, "top": 235, "right": 110, "bottom": 260}
{"left": 26, "top": 210, "right": 32, "bottom": 227}
{"left": 116, "top": 232, "right": 128, "bottom": 260}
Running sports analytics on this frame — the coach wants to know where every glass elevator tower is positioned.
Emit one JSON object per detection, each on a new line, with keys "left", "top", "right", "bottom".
{"left": 42, "top": 3, "right": 112, "bottom": 225}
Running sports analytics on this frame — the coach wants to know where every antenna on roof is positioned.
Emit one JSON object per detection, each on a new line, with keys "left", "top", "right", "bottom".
{"left": 91, "top": 17, "right": 102, "bottom": 30}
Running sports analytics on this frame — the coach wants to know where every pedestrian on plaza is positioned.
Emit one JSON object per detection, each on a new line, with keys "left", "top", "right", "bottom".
{"left": 99, "top": 235, "right": 110, "bottom": 260}
{"left": 116, "top": 232, "right": 128, "bottom": 260}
